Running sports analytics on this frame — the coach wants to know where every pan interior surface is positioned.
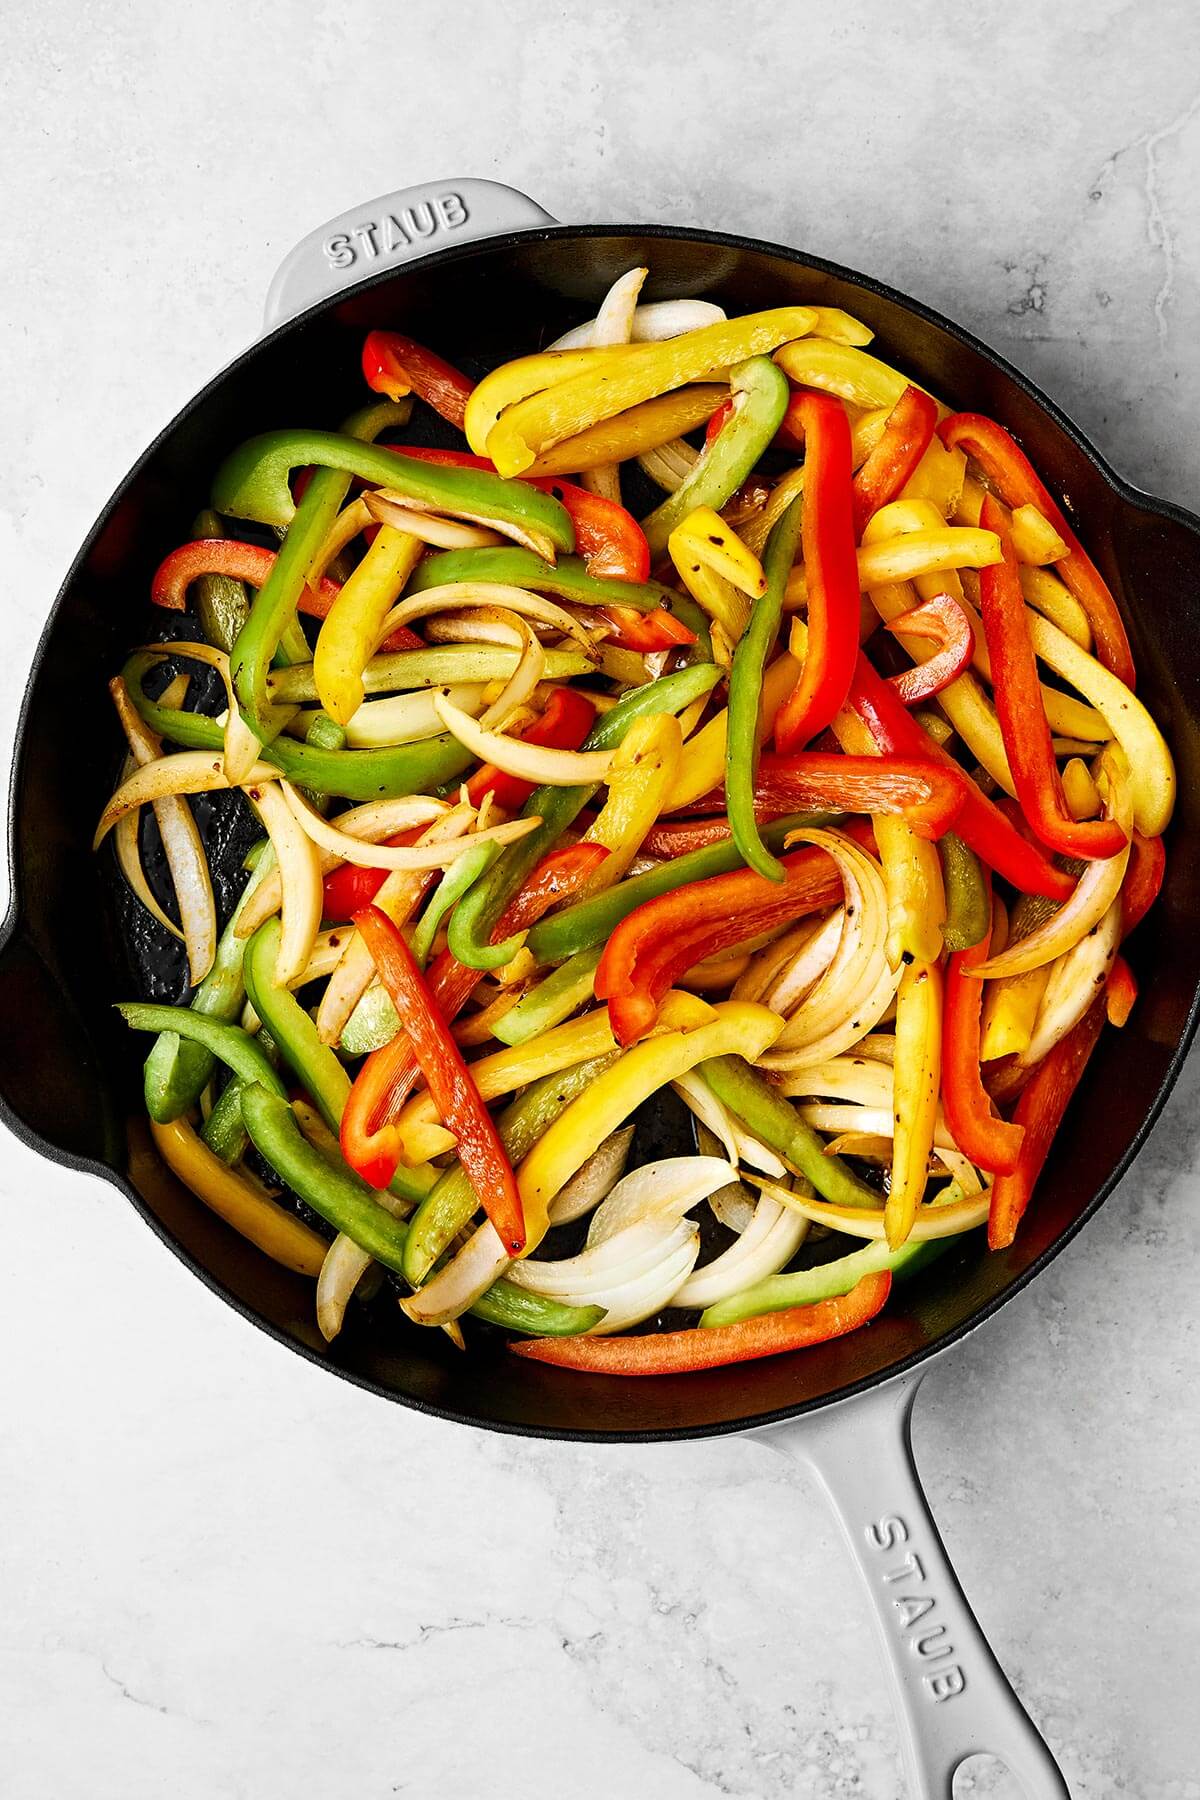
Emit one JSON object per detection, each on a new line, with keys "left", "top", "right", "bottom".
{"left": 6, "top": 226, "right": 1199, "bottom": 1440}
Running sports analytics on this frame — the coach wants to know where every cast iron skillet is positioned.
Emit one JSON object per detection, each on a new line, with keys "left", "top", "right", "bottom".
{"left": 4, "top": 179, "right": 1200, "bottom": 1798}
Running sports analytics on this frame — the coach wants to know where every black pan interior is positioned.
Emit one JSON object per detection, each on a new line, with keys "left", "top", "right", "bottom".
{"left": 4, "top": 225, "right": 1200, "bottom": 1440}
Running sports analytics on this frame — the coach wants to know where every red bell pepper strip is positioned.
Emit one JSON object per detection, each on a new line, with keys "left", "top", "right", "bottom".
{"left": 595, "top": 843, "right": 845, "bottom": 1045}
{"left": 339, "top": 842, "right": 608, "bottom": 1188}
{"left": 845, "top": 651, "right": 1074, "bottom": 900}
{"left": 851, "top": 385, "right": 939, "bottom": 538}
{"left": 641, "top": 815, "right": 741, "bottom": 858}
{"left": 597, "top": 605, "right": 697, "bottom": 651}
{"left": 1120, "top": 831, "right": 1166, "bottom": 938}
{"left": 988, "top": 996, "right": 1107, "bottom": 1249}
{"left": 353, "top": 904, "right": 527, "bottom": 1253}
{"left": 464, "top": 686, "right": 596, "bottom": 810}
{"left": 384, "top": 446, "right": 650, "bottom": 581}
{"left": 361, "top": 331, "right": 475, "bottom": 431}
{"left": 321, "top": 826, "right": 430, "bottom": 922}
{"left": 883, "top": 593, "right": 974, "bottom": 705}
{"left": 942, "top": 891, "right": 1026, "bottom": 1175}
{"left": 752, "top": 752, "right": 965, "bottom": 837}
{"left": 705, "top": 389, "right": 807, "bottom": 453}
{"left": 773, "top": 393, "right": 861, "bottom": 752}
{"left": 151, "top": 538, "right": 422, "bottom": 652}
{"left": 510, "top": 1271, "right": 892, "bottom": 1373}
{"left": 938, "top": 412, "right": 1135, "bottom": 687}
{"left": 1105, "top": 954, "right": 1138, "bottom": 1027}
{"left": 977, "top": 496, "right": 1126, "bottom": 861}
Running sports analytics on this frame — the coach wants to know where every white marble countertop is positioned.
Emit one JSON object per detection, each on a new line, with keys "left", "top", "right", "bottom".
{"left": 2, "top": 5, "right": 1198, "bottom": 1795}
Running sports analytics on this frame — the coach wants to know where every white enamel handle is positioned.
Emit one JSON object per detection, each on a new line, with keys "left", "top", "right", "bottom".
{"left": 263, "top": 178, "right": 557, "bottom": 330}
{"left": 757, "top": 1375, "right": 1070, "bottom": 1799}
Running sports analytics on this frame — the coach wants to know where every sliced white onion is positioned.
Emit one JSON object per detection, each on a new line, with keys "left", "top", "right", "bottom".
{"left": 477, "top": 616, "right": 546, "bottom": 731}
{"left": 93, "top": 748, "right": 279, "bottom": 848}
{"left": 546, "top": 297, "right": 728, "bottom": 351}
{"left": 113, "top": 802, "right": 184, "bottom": 941}
{"left": 777, "top": 1056, "right": 899, "bottom": 1108}
{"left": 968, "top": 749, "right": 1132, "bottom": 978}
{"left": 432, "top": 693, "right": 614, "bottom": 785}
{"left": 671, "top": 1192, "right": 809, "bottom": 1310}
{"left": 586, "top": 1228, "right": 701, "bottom": 1334}
{"left": 794, "top": 1101, "right": 962, "bottom": 1151}
{"left": 512, "top": 1216, "right": 693, "bottom": 1297}
{"left": 708, "top": 1180, "right": 760, "bottom": 1236}
{"left": 280, "top": 780, "right": 540, "bottom": 869}
{"left": 365, "top": 485, "right": 558, "bottom": 565}
{"left": 250, "top": 780, "right": 323, "bottom": 988}
{"left": 379, "top": 582, "right": 600, "bottom": 655}
{"left": 342, "top": 683, "right": 490, "bottom": 748}
{"left": 637, "top": 439, "right": 701, "bottom": 492}
{"left": 759, "top": 910, "right": 846, "bottom": 1017}
{"left": 578, "top": 266, "right": 647, "bottom": 505}
{"left": 585, "top": 1155, "right": 737, "bottom": 1247}
{"left": 748, "top": 1171, "right": 990, "bottom": 1241}
{"left": 423, "top": 612, "right": 527, "bottom": 648}
{"left": 148, "top": 638, "right": 270, "bottom": 787}
{"left": 732, "top": 914, "right": 828, "bottom": 1006}
{"left": 317, "top": 1235, "right": 374, "bottom": 1342}
{"left": 1019, "top": 897, "right": 1121, "bottom": 1068}
{"left": 363, "top": 488, "right": 504, "bottom": 549}
{"left": 671, "top": 1070, "right": 787, "bottom": 1176}
{"left": 292, "top": 925, "right": 360, "bottom": 988}
{"left": 400, "top": 1220, "right": 513, "bottom": 1326}
{"left": 547, "top": 1125, "right": 636, "bottom": 1225}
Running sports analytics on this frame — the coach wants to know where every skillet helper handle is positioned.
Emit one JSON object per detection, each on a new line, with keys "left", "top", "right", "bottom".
{"left": 263, "top": 178, "right": 557, "bottom": 330}
{"left": 761, "top": 1374, "right": 1069, "bottom": 1800}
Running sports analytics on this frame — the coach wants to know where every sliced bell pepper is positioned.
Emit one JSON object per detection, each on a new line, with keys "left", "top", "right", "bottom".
{"left": 1121, "top": 830, "right": 1166, "bottom": 938}
{"left": 339, "top": 842, "right": 608, "bottom": 1189}
{"left": 851, "top": 386, "right": 939, "bottom": 538}
{"left": 844, "top": 652, "right": 1074, "bottom": 900}
{"left": 987, "top": 996, "right": 1107, "bottom": 1249}
{"left": 184, "top": 509, "right": 249, "bottom": 654}
{"left": 595, "top": 843, "right": 845, "bottom": 1045}
{"left": 361, "top": 330, "right": 475, "bottom": 429}
{"left": 750, "top": 752, "right": 964, "bottom": 838}
{"left": 774, "top": 392, "right": 861, "bottom": 752}
{"left": 883, "top": 593, "right": 973, "bottom": 705}
{"left": 640, "top": 356, "right": 790, "bottom": 559}
{"left": 597, "top": 606, "right": 696, "bottom": 651}
{"left": 938, "top": 412, "right": 1135, "bottom": 687}
{"left": 321, "top": 826, "right": 427, "bottom": 922}
{"left": 668, "top": 506, "right": 767, "bottom": 647}
{"left": 977, "top": 495, "right": 1127, "bottom": 861}
{"left": 726, "top": 498, "right": 803, "bottom": 881}
{"left": 576, "top": 713, "right": 682, "bottom": 891}
{"left": 1105, "top": 953, "right": 1138, "bottom": 1027}
{"left": 698, "top": 1052, "right": 879, "bottom": 1210}
{"left": 937, "top": 832, "right": 991, "bottom": 952}
{"left": 464, "top": 686, "right": 597, "bottom": 810}
{"left": 448, "top": 664, "right": 721, "bottom": 971}
{"left": 406, "top": 544, "right": 673, "bottom": 614}
{"left": 942, "top": 896, "right": 1026, "bottom": 1175}
{"left": 117, "top": 1004, "right": 287, "bottom": 1098}
{"left": 353, "top": 905, "right": 526, "bottom": 1252}
{"left": 479, "top": 307, "right": 818, "bottom": 477}
{"left": 885, "top": 960, "right": 943, "bottom": 1248}
{"left": 510, "top": 1271, "right": 892, "bottom": 1373}
{"left": 313, "top": 524, "right": 424, "bottom": 726}
{"left": 150, "top": 1113, "right": 327, "bottom": 1276}
{"left": 705, "top": 387, "right": 807, "bottom": 452}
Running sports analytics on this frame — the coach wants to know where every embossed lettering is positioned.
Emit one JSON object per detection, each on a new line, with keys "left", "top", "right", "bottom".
{"left": 883, "top": 1551, "right": 926, "bottom": 1585}
{"left": 382, "top": 214, "right": 410, "bottom": 251}
{"left": 403, "top": 202, "right": 436, "bottom": 239}
{"left": 913, "top": 1625, "right": 953, "bottom": 1661}
{"left": 893, "top": 1594, "right": 934, "bottom": 1629}
{"left": 353, "top": 223, "right": 380, "bottom": 260}
{"left": 323, "top": 233, "right": 355, "bottom": 270}
{"left": 926, "top": 1666, "right": 966, "bottom": 1702}
{"left": 436, "top": 192, "right": 468, "bottom": 228}
{"left": 865, "top": 1515, "right": 908, "bottom": 1552}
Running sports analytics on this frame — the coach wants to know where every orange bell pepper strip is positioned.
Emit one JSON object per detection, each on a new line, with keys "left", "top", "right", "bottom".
{"left": 977, "top": 495, "right": 1127, "bottom": 861}
{"left": 852, "top": 386, "right": 939, "bottom": 538}
{"left": 938, "top": 412, "right": 1135, "bottom": 687}
{"left": 361, "top": 331, "right": 475, "bottom": 430}
{"left": 510, "top": 1270, "right": 892, "bottom": 1373}
{"left": 597, "top": 606, "right": 697, "bottom": 651}
{"left": 339, "top": 842, "right": 608, "bottom": 1189}
{"left": 942, "top": 889, "right": 1026, "bottom": 1175}
{"left": 773, "top": 393, "right": 861, "bottom": 752}
{"left": 987, "top": 996, "right": 1106, "bottom": 1249}
{"left": 354, "top": 904, "right": 526, "bottom": 1253}
{"left": 1105, "top": 954, "right": 1138, "bottom": 1027}
{"left": 883, "top": 593, "right": 974, "bottom": 705}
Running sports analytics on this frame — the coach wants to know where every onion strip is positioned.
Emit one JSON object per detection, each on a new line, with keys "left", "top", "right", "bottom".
{"left": 671, "top": 1193, "right": 809, "bottom": 1310}
{"left": 250, "top": 781, "right": 323, "bottom": 987}
{"left": 363, "top": 489, "right": 504, "bottom": 549}
{"left": 377, "top": 582, "right": 600, "bottom": 655}
{"left": 94, "top": 748, "right": 279, "bottom": 849}
{"left": 746, "top": 1172, "right": 989, "bottom": 1241}
{"left": 280, "top": 780, "right": 540, "bottom": 869}
{"left": 432, "top": 693, "right": 615, "bottom": 785}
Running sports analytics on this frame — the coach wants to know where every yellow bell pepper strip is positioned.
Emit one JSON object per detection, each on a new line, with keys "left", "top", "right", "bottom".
{"left": 901, "top": 435, "right": 967, "bottom": 520}
{"left": 785, "top": 526, "right": 1002, "bottom": 610}
{"left": 515, "top": 999, "right": 784, "bottom": 1254}
{"left": 483, "top": 308, "right": 819, "bottom": 477}
{"left": 1009, "top": 504, "right": 1069, "bottom": 566}
{"left": 668, "top": 505, "right": 767, "bottom": 642}
{"left": 981, "top": 965, "right": 1052, "bottom": 1062}
{"left": 774, "top": 393, "right": 862, "bottom": 752}
{"left": 464, "top": 343, "right": 652, "bottom": 454}
{"left": 149, "top": 1114, "right": 327, "bottom": 1278}
{"left": 885, "top": 959, "right": 943, "bottom": 1249}
{"left": 510, "top": 1271, "right": 892, "bottom": 1374}
{"left": 726, "top": 497, "right": 804, "bottom": 881}
{"left": 774, "top": 338, "right": 927, "bottom": 409}
{"left": 520, "top": 386, "right": 727, "bottom": 476}
{"left": 313, "top": 525, "right": 423, "bottom": 726}
{"left": 938, "top": 832, "right": 991, "bottom": 952}
{"left": 1019, "top": 565, "right": 1092, "bottom": 649}
{"left": 446, "top": 662, "right": 721, "bottom": 971}
{"left": 404, "top": 544, "right": 675, "bottom": 614}
{"left": 639, "top": 356, "right": 790, "bottom": 558}
{"left": 576, "top": 712, "right": 682, "bottom": 892}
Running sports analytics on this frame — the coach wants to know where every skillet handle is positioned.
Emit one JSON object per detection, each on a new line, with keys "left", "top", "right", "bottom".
{"left": 757, "top": 1374, "right": 1069, "bottom": 1799}
{"left": 263, "top": 178, "right": 557, "bottom": 331}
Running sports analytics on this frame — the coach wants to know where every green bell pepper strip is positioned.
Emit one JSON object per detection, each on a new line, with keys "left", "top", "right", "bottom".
{"left": 699, "top": 1236, "right": 945, "bottom": 1328}
{"left": 447, "top": 662, "right": 723, "bottom": 972}
{"left": 240, "top": 1085, "right": 600, "bottom": 1335}
{"left": 200, "top": 1022, "right": 278, "bottom": 1164}
{"left": 725, "top": 496, "right": 804, "bottom": 883}
{"left": 412, "top": 840, "right": 501, "bottom": 968}
{"left": 639, "top": 357, "right": 791, "bottom": 560}
{"left": 697, "top": 1054, "right": 881, "bottom": 1211}
{"left": 243, "top": 918, "right": 435, "bottom": 1206}
{"left": 303, "top": 712, "right": 347, "bottom": 752}
{"left": 491, "top": 944, "right": 604, "bottom": 1046}
{"left": 118, "top": 1004, "right": 287, "bottom": 1098}
{"left": 141, "top": 839, "right": 273, "bottom": 1123}
{"left": 191, "top": 509, "right": 249, "bottom": 654}
{"left": 338, "top": 983, "right": 405, "bottom": 1058}
{"left": 523, "top": 811, "right": 831, "bottom": 966}
{"left": 123, "top": 651, "right": 476, "bottom": 803}
{"left": 405, "top": 545, "right": 676, "bottom": 613}
{"left": 670, "top": 590, "right": 715, "bottom": 664}
{"left": 403, "top": 1053, "right": 619, "bottom": 1287}
{"left": 267, "top": 643, "right": 593, "bottom": 706}
{"left": 938, "top": 831, "right": 991, "bottom": 952}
